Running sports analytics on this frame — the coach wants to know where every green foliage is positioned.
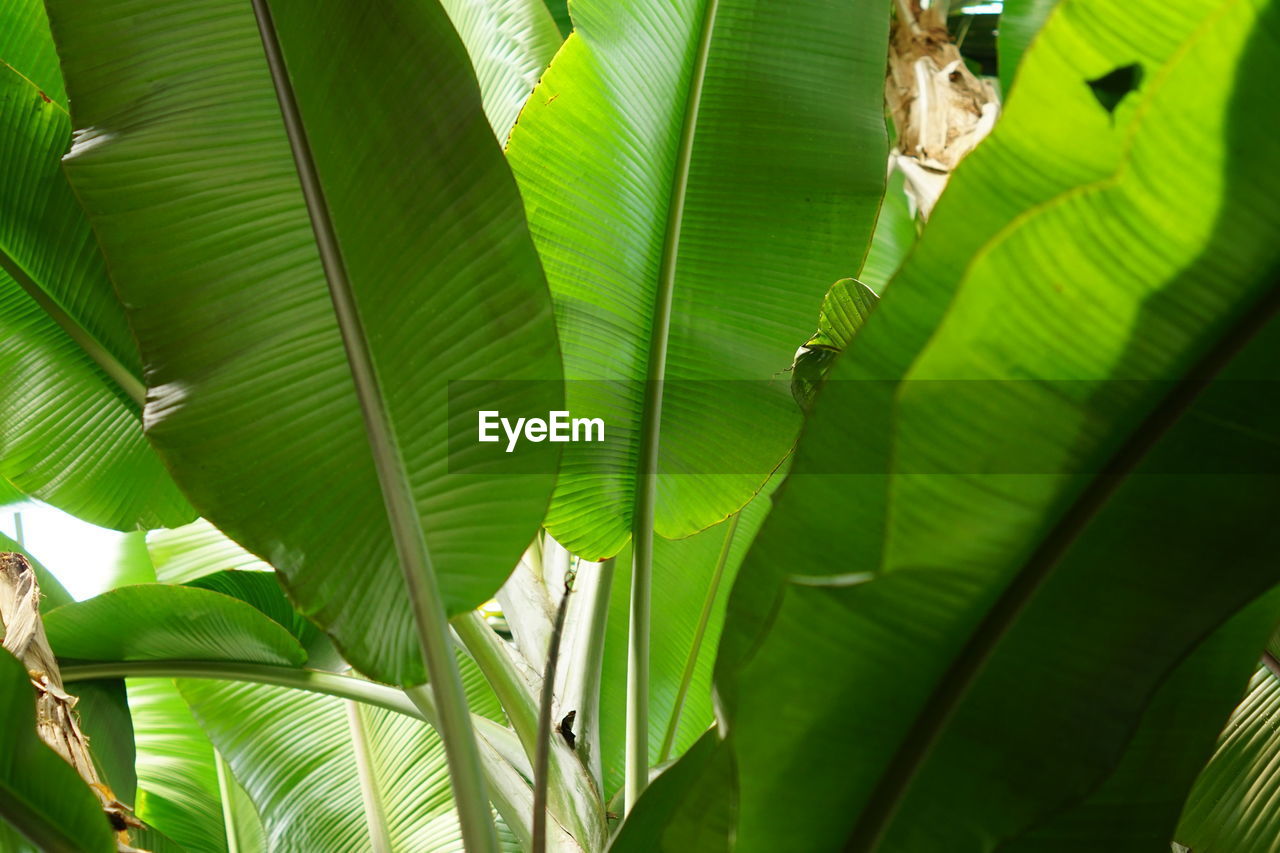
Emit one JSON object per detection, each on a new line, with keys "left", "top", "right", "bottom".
{"left": 438, "top": 0, "right": 562, "bottom": 140}
{"left": 858, "top": 170, "right": 917, "bottom": 294}
{"left": 998, "top": 0, "right": 1061, "bottom": 92}
{"left": 598, "top": 489, "right": 773, "bottom": 797}
{"left": 0, "top": 0, "right": 193, "bottom": 530}
{"left": 0, "top": 0, "right": 1277, "bottom": 849}
{"left": 45, "top": 585, "right": 308, "bottom": 667}
{"left": 614, "top": 0, "right": 1280, "bottom": 849}
{"left": 790, "top": 278, "right": 879, "bottom": 410}
{"left": 147, "top": 520, "right": 273, "bottom": 586}
{"left": 1177, "top": 663, "right": 1280, "bottom": 852}
{"left": 42, "top": 0, "right": 562, "bottom": 687}
{"left": 506, "top": 0, "right": 891, "bottom": 557}
{"left": 128, "top": 678, "right": 265, "bottom": 853}
{"left": 180, "top": 679, "right": 520, "bottom": 853}
{"left": 544, "top": 0, "right": 571, "bottom": 35}
{"left": 0, "top": 650, "right": 115, "bottom": 852}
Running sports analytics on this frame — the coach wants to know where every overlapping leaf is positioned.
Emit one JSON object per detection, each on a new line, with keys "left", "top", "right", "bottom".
{"left": 439, "top": 0, "right": 562, "bottom": 140}
{"left": 1176, "top": 644, "right": 1280, "bottom": 851}
{"left": 0, "top": 650, "right": 115, "bottom": 852}
{"left": 598, "top": 489, "right": 772, "bottom": 798}
{"left": 44, "top": 585, "right": 307, "bottom": 667}
{"left": 0, "top": 0, "right": 192, "bottom": 530}
{"left": 45, "top": 0, "right": 562, "bottom": 684}
{"left": 148, "top": 520, "right": 272, "bottom": 585}
{"left": 129, "top": 678, "right": 267, "bottom": 853}
{"left": 997, "top": 0, "right": 1062, "bottom": 91}
{"left": 614, "top": 0, "right": 1280, "bottom": 849}
{"left": 179, "top": 680, "right": 520, "bottom": 853}
{"left": 506, "top": 0, "right": 891, "bottom": 557}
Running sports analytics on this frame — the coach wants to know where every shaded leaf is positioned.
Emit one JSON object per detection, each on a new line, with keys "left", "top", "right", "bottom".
{"left": 598, "top": 489, "right": 772, "bottom": 798}
{"left": 639, "top": 0, "right": 1280, "bottom": 849}
{"left": 0, "top": 649, "right": 115, "bottom": 853}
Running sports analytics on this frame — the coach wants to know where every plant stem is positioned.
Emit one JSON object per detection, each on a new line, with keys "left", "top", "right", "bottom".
{"left": 533, "top": 579, "right": 573, "bottom": 853}
{"left": 454, "top": 604, "right": 608, "bottom": 850}
{"left": 844, "top": 281, "right": 1280, "bottom": 852}
{"left": 625, "top": 520, "right": 653, "bottom": 813}
{"left": 627, "top": 0, "right": 721, "bottom": 811}
{"left": 559, "top": 558, "right": 616, "bottom": 787}
{"left": 63, "top": 660, "right": 421, "bottom": 716}
{"left": 63, "top": 659, "right": 547, "bottom": 848}
{"left": 249, "top": 3, "right": 496, "bottom": 850}
{"left": 346, "top": 701, "right": 393, "bottom": 853}
{"left": 657, "top": 513, "right": 739, "bottom": 763}
{"left": 213, "top": 751, "right": 241, "bottom": 853}
{"left": 453, "top": 610, "right": 539, "bottom": 750}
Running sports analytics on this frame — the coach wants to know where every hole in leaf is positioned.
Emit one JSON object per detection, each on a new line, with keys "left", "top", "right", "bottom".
{"left": 1087, "top": 63, "right": 1143, "bottom": 114}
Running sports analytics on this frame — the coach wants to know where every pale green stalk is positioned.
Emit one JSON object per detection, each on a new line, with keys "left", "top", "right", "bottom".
{"left": 627, "top": 0, "right": 722, "bottom": 810}
{"left": 249, "top": 2, "right": 495, "bottom": 848}
{"left": 346, "top": 701, "right": 392, "bottom": 853}
{"left": 213, "top": 752, "right": 242, "bottom": 853}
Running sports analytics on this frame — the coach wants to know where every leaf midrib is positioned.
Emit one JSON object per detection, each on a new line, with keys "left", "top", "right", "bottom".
{"left": 625, "top": 0, "right": 722, "bottom": 805}
{"left": 246, "top": 3, "right": 496, "bottom": 849}
{"left": 846, "top": 281, "right": 1280, "bottom": 851}
{"left": 848, "top": 4, "right": 1260, "bottom": 846}
{"left": 0, "top": 58, "right": 143, "bottom": 408}
{"left": 0, "top": 241, "right": 145, "bottom": 408}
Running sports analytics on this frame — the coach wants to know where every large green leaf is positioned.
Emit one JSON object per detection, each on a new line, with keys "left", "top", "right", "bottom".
{"left": 178, "top": 678, "right": 520, "bottom": 853}
{"left": 0, "top": 0, "right": 192, "bottom": 530}
{"left": 0, "top": 649, "right": 115, "bottom": 853}
{"left": 0, "top": 479, "right": 26, "bottom": 507}
{"left": 148, "top": 520, "right": 272, "bottom": 585}
{"left": 186, "top": 570, "right": 346, "bottom": 672}
{"left": 45, "top": 0, "right": 562, "bottom": 685}
{"left": 597, "top": 489, "right": 772, "bottom": 798}
{"left": 44, "top": 585, "right": 307, "bottom": 667}
{"left": 505, "top": 0, "right": 891, "bottom": 557}
{"left": 129, "top": 678, "right": 267, "bottom": 853}
{"left": 999, "top": 586, "right": 1280, "bottom": 850}
{"left": 1176, "top": 663, "right": 1280, "bottom": 852}
{"left": 614, "top": 0, "right": 1280, "bottom": 848}
{"left": 439, "top": 0, "right": 562, "bottom": 140}
{"left": 73, "top": 679, "right": 137, "bottom": 806}
{"left": 605, "top": 730, "right": 733, "bottom": 853}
